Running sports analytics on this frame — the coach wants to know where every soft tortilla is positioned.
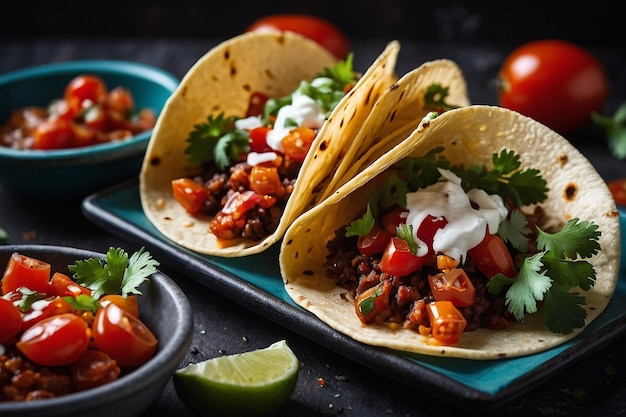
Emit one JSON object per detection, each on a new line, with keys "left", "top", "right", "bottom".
{"left": 280, "top": 105, "right": 621, "bottom": 359}
{"left": 139, "top": 32, "right": 401, "bottom": 256}
{"left": 313, "top": 58, "right": 469, "bottom": 204}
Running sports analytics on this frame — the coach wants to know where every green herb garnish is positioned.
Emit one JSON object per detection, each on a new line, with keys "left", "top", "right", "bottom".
{"left": 592, "top": 102, "right": 626, "bottom": 159}
{"left": 345, "top": 204, "right": 375, "bottom": 237}
{"left": 184, "top": 113, "right": 246, "bottom": 170}
{"left": 488, "top": 218, "right": 601, "bottom": 334}
{"left": 343, "top": 147, "right": 600, "bottom": 334}
{"left": 423, "top": 83, "right": 460, "bottom": 112}
{"left": 67, "top": 247, "right": 159, "bottom": 300}
{"left": 183, "top": 56, "right": 358, "bottom": 171}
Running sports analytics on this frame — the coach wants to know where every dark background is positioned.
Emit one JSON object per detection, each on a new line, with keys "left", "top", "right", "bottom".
{"left": 2, "top": 0, "right": 624, "bottom": 47}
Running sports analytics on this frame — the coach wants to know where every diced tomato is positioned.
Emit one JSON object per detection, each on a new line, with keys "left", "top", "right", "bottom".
{"left": 65, "top": 74, "right": 108, "bottom": 114}
{"left": 380, "top": 237, "right": 427, "bottom": 276}
{"left": 82, "top": 104, "right": 108, "bottom": 131}
{"left": 468, "top": 232, "right": 517, "bottom": 278}
{"left": 50, "top": 272, "right": 92, "bottom": 297}
{"left": 249, "top": 126, "right": 272, "bottom": 153}
{"left": 380, "top": 207, "right": 408, "bottom": 234}
{"left": 426, "top": 300, "right": 467, "bottom": 345}
{"left": 132, "top": 108, "right": 157, "bottom": 132}
{"left": 281, "top": 126, "right": 316, "bottom": 163}
{"left": 21, "top": 296, "right": 74, "bottom": 332}
{"left": 357, "top": 225, "right": 393, "bottom": 256}
{"left": 106, "top": 86, "right": 134, "bottom": 114}
{"left": 249, "top": 165, "right": 282, "bottom": 195}
{"left": 17, "top": 313, "right": 91, "bottom": 366}
{"left": 436, "top": 254, "right": 459, "bottom": 270}
{"left": 171, "top": 178, "right": 209, "bottom": 214}
{"left": 99, "top": 294, "right": 139, "bottom": 318}
{"left": 416, "top": 214, "right": 448, "bottom": 255}
{"left": 70, "top": 121, "right": 97, "bottom": 147}
{"left": 0, "top": 297, "right": 22, "bottom": 343}
{"left": 221, "top": 190, "right": 261, "bottom": 220}
{"left": 32, "top": 118, "right": 75, "bottom": 149}
{"left": 246, "top": 92, "right": 269, "bottom": 117}
{"left": 355, "top": 280, "right": 391, "bottom": 324}
{"left": 92, "top": 302, "right": 158, "bottom": 367}
{"left": 428, "top": 268, "right": 476, "bottom": 307}
{"left": 2, "top": 252, "right": 52, "bottom": 295}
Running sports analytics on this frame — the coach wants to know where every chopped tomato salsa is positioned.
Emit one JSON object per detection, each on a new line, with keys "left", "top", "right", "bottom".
{"left": 0, "top": 74, "right": 156, "bottom": 150}
{"left": 172, "top": 56, "right": 358, "bottom": 242}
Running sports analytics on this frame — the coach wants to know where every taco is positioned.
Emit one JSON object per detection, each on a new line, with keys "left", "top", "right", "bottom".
{"left": 139, "top": 32, "right": 400, "bottom": 256}
{"left": 308, "top": 58, "right": 469, "bottom": 205}
{"left": 280, "top": 105, "right": 620, "bottom": 359}
{"left": 140, "top": 32, "right": 469, "bottom": 257}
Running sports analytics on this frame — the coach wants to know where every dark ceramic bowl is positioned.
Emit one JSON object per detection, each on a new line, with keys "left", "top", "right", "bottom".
{"left": 0, "top": 244, "right": 193, "bottom": 417}
{"left": 0, "top": 61, "right": 178, "bottom": 199}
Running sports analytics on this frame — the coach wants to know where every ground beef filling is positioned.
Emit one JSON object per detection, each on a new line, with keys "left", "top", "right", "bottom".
{"left": 194, "top": 160, "right": 300, "bottom": 241}
{"left": 323, "top": 227, "right": 514, "bottom": 333}
{"left": 1, "top": 345, "right": 73, "bottom": 402}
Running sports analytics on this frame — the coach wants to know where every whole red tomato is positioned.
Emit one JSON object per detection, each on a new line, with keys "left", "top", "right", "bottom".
{"left": 497, "top": 39, "right": 609, "bottom": 134}
{"left": 246, "top": 14, "right": 350, "bottom": 59}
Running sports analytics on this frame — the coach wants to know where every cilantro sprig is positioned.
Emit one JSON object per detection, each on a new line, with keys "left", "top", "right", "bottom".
{"left": 488, "top": 218, "right": 601, "bottom": 334}
{"left": 184, "top": 56, "right": 357, "bottom": 171}
{"left": 453, "top": 149, "right": 549, "bottom": 207}
{"left": 184, "top": 113, "right": 249, "bottom": 170}
{"left": 68, "top": 247, "right": 159, "bottom": 300}
{"left": 592, "top": 102, "right": 626, "bottom": 159}
{"left": 423, "top": 83, "right": 461, "bottom": 113}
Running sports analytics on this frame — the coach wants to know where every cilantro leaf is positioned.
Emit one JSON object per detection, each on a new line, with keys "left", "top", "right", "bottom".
{"left": 422, "top": 83, "right": 460, "bottom": 112}
{"left": 63, "top": 294, "right": 99, "bottom": 313}
{"left": 213, "top": 129, "right": 250, "bottom": 171}
{"left": 537, "top": 218, "right": 601, "bottom": 259}
{"left": 399, "top": 147, "right": 450, "bottom": 191}
{"left": 542, "top": 287, "right": 587, "bottom": 334}
{"left": 266, "top": 54, "right": 357, "bottom": 122}
{"left": 396, "top": 224, "right": 418, "bottom": 254}
{"left": 184, "top": 113, "right": 240, "bottom": 167}
{"left": 68, "top": 247, "right": 159, "bottom": 299}
{"left": 453, "top": 149, "right": 549, "bottom": 206}
{"left": 122, "top": 248, "right": 160, "bottom": 296}
{"left": 592, "top": 102, "right": 626, "bottom": 159}
{"left": 488, "top": 252, "right": 552, "bottom": 321}
{"left": 14, "top": 288, "right": 46, "bottom": 312}
{"left": 345, "top": 204, "right": 375, "bottom": 237}
{"left": 488, "top": 216, "right": 601, "bottom": 333}
{"left": 315, "top": 53, "right": 356, "bottom": 94}
{"left": 542, "top": 256, "right": 597, "bottom": 291}
{"left": 497, "top": 209, "right": 531, "bottom": 252}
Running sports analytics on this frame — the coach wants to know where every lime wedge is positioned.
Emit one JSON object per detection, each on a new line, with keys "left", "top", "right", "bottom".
{"left": 173, "top": 340, "right": 300, "bottom": 417}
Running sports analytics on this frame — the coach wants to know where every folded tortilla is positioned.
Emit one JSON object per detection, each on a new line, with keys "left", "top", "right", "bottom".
{"left": 140, "top": 32, "right": 469, "bottom": 257}
{"left": 280, "top": 105, "right": 621, "bottom": 359}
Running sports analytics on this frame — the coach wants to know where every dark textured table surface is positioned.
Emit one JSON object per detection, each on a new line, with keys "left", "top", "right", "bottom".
{"left": 1, "top": 37, "right": 626, "bottom": 417}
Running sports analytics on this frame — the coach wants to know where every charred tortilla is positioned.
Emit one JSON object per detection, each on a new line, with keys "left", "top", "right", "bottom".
{"left": 280, "top": 105, "right": 620, "bottom": 359}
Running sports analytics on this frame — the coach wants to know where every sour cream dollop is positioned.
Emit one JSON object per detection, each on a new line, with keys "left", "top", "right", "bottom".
{"left": 405, "top": 169, "right": 508, "bottom": 262}
{"left": 266, "top": 92, "right": 326, "bottom": 152}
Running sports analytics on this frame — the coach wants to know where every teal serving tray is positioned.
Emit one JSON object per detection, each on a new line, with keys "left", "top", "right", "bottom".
{"left": 82, "top": 180, "right": 626, "bottom": 410}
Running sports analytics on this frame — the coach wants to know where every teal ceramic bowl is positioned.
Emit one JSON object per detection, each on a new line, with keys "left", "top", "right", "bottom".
{"left": 0, "top": 61, "right": 178, "bottom": 200}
